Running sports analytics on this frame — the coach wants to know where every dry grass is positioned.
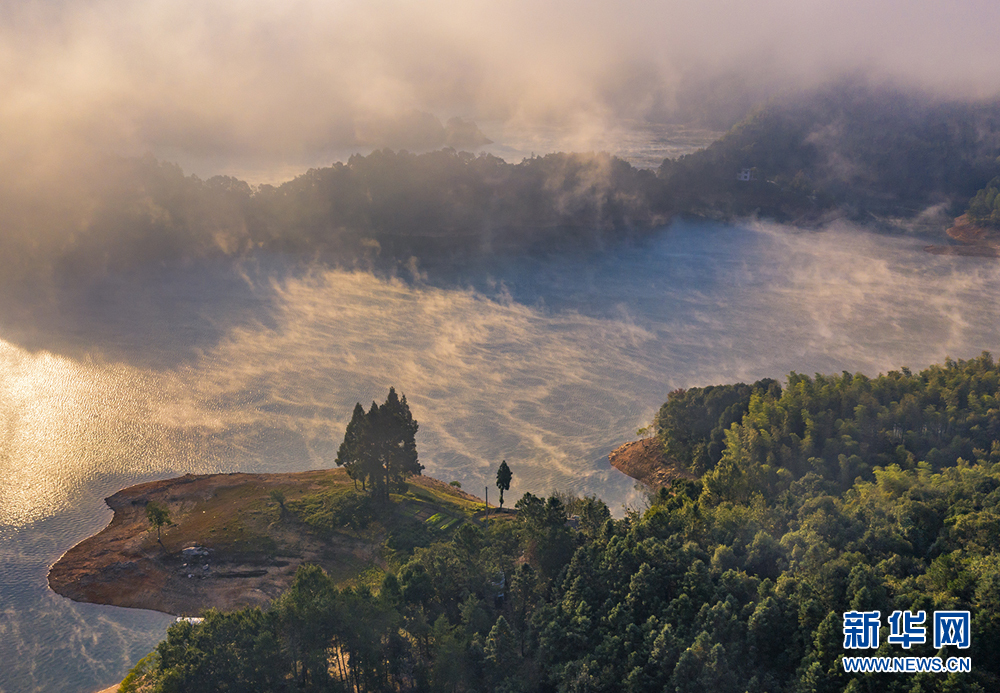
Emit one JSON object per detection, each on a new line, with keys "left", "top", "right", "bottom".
{"left": 50, "top": 469, "right": 487, "bottom": 616}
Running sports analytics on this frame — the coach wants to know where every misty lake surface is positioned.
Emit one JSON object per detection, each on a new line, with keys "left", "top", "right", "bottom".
{"left": 3, "top": 221, "right": 1000, "bottom": 692}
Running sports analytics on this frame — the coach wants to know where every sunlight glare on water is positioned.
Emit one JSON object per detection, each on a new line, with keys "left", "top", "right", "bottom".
{"left": 0, "top": 344, "right": 137, "bottom": 527}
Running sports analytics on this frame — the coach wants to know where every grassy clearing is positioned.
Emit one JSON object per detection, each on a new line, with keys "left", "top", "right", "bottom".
{"left": 144, "top": 470, "right": 485, "bottom": 588}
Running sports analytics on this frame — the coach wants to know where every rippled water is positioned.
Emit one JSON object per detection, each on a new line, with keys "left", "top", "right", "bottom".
{"left": 2, "top": 221, "right": 1000, "bottom": 692}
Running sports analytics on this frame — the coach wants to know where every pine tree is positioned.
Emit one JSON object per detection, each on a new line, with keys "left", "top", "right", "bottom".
{"left": 336, "top": 403, "right": 371, "bottom": 490}
{"left": 335, "top": 388, "right": 422, "bottom": 501}
{"left": 376, "top": 388, "right": 421, "bottom": 499}
{"left": 496, "top": 460, "right": 512, "bottom": 510}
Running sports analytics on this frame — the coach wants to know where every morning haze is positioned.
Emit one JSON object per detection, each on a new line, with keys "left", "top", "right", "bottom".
{"left": 3, "top": 0, "right": 1000, "bottom": 179}
{"left": 5, "top": 2, "right": 1000, "bottom": 692}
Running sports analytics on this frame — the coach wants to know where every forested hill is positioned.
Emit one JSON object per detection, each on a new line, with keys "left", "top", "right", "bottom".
{"left": 663, "top": 83, "right": 1000, "bottom": 222}
{"left": 121, "top": 354, "right": 1000, "bottom": 692}
{"left": 16, "top": 83, "right": 1000, "bottom": 281}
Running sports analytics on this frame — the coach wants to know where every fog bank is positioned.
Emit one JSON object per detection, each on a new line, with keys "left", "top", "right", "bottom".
{"left": 4, "top": 0, "right": 1000, "bottom": 182}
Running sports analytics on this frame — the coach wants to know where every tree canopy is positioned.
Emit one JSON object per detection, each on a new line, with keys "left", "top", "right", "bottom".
{"left": 335, "top": 388, "right": 422, "bottom": 500}
{"left": 33, "top": 83, "right": 1000, "bottom": 284}
{"left": 145, "top": 501, "right": 172, "bottom": 545}
{"left": 966, "top": 176, "right": 1000, "bottom": 227}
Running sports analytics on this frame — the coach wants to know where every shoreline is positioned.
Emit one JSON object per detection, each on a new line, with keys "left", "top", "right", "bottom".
{"left": 923, "top": 214, "right": 1000, "bottom": 257}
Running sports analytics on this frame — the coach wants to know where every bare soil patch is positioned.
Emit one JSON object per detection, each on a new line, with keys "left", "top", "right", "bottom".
{"left": 608, "top": 438, "right": 696, "bottom": 488}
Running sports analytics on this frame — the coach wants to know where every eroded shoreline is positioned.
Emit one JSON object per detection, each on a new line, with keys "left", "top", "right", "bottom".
{"left": 607, "top": 437, "right": 695, "bottom": 489}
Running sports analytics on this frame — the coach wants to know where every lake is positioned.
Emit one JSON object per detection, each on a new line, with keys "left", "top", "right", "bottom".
{"left": 2, "top": 220, "right": 999, "bottom": 692}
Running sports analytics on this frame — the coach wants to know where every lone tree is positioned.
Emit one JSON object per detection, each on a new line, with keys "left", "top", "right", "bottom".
{"left": 269, "top": 490, "right": 287, "bottom": 517}
{"left": 336, "top": 387, "right": 422, "bottom": 501}
{"left": 146, "top": 501, "right": 172, "bottom": 547}
{"left": 496, "top": 460, "right": 512, "bottom": 510}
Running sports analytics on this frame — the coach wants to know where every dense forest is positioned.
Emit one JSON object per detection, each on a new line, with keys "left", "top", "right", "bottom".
{"left": 11, "top": 82, "right": 999, "bottom": 284}
{"left": 120, "top": 354, "right": 1000, "bottom": 691}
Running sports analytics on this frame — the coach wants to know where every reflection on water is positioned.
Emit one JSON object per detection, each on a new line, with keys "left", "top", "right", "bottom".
{"left": 2, "top": 221, "right": 1000, "bottom": 691}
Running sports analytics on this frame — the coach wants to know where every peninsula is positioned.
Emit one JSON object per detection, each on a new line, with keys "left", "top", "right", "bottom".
{"left": 49, "top": 468, "right": 487, "bottom": 616}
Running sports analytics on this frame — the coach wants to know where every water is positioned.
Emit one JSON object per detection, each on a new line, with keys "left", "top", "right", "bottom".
{"left": 2, "top": 220, "right": 1000, "bottom": 692}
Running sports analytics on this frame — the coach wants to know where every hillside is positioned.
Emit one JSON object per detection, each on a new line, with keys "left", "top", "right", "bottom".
{"left": 48, "top": 469, "right": 488, "bottom": 616}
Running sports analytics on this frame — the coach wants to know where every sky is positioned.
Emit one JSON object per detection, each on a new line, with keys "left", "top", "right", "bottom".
{"left": 3, "top": 0, "right": 1000, "bottom": 185}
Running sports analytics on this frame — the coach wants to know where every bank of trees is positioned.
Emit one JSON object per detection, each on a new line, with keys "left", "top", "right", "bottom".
{"left": 657, "top": 352, "right": 1000, "bottom": 493}
{"left": 124, "top": 356, "right": 1000, "bottom": 691}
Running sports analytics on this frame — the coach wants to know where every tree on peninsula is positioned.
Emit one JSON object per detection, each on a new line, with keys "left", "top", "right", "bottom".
{"left": 337, "top": 403, "right": 372, "bottom": 491}
{"left": 336, "top": 387, "right": 422, "bottom": 501}
{"left": 145, "top": 501, "right": 172, "bottom": 547}
{"left": 496, "top": 460, "right": 512, "bottom": 510}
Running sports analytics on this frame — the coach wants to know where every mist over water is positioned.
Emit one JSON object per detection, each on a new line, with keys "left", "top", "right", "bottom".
{"left": 3, "top": 221, "right": 1000, "bottom": 691}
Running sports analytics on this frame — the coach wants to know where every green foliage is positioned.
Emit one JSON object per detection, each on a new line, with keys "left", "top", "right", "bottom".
{"left": 288, "top": 488, "right": 374, "bottom": 535}
{"left": 118, "top": 650, "right": 159, "bottom": 692}
{"left": 55, "top": 84, "right": 1000, "bottom": 283}
{"left": 967, "top": 177, "right": 1000, "bottom": 227}
{"left": 155, "top": 609, "right": 289, "bottom": 692}
{"left": 660, "top": 82, "right": 1000, "bottom": 221}
{"left": 656, "top": 379, "right": 780, "bottom": 474}
{"left": 385, "top": 518, "right": 436, "bottom": 555}
{"left": 335, "top": 387, "right": 422, "bottom": 501}
{"left": 145, "top": 501, "right": 173, "bottom": 543}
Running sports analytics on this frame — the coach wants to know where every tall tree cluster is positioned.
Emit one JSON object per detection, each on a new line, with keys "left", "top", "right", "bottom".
{"left": 336, "top": 388, "right": 422, "bottom": 500}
